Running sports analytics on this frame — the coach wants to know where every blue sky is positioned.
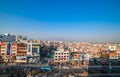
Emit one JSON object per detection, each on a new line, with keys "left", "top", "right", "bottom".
{"left": 0, "top": 0, "right": 120, "bottom": 42}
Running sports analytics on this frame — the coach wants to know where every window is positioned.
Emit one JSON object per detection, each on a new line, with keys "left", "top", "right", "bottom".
{"left": 22, "top": 58, "right": 26, "bottom": 60}
{"left": 13, "top": 47, "right": 16, "bottom": 49}
{"left": 13, "top": 53, "right": 16, "bottom": 55}
{"left": 2, "top": 50, "right": 5, "bottom": 52}
{"left": 2, "top": 53, "right": 5, "bottom": 55}
{"left": 1, "top": 47, "right": 5, "bottom": 49}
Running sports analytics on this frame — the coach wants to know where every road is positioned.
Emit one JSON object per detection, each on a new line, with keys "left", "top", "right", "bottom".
{"left": 88, "top": 65, "right": 120, "bottom": 68}
{"left": 1, "top": 64, "right": 120, "bottom": 77}
{"left": 88, "top": 74, "right": 120, "bottom": 77}
{"left": 88, "top": 66, "right": 120, "bottom": 73}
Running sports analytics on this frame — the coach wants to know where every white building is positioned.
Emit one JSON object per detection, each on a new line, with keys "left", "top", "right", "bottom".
{"left": 108, "top": 45, "right": 116, "bottom": 51}
{"left": 27, "top": 43, "right": 40, "bottom": 63}
{"left": 53, "top": 51, "right": 70, "bottom": 62}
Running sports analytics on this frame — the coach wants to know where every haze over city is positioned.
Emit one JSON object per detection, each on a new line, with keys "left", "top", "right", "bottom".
{"left": 0, "top": 0, "right": 120, "bottom": 42}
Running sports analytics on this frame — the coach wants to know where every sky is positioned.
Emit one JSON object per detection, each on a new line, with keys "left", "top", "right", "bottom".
{"left": 0, "top": 0, "right": 120, "bottom": 42}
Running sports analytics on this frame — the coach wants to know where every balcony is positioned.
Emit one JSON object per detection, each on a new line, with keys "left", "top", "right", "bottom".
{"left": 1, "top": 51, "right": 5, "bottom": 53}
{"left": 18, "top": 47, "right": 27, "bottom": 50}
{"left": 17, "top": 54, "right": 27, "bottom": 56}
{"left": 18, "top": 43, "right": 27, "bottom": 47}
{"left": 1, "top": 48, "right": 6, "bottom": 50}
{"left": 18, "top": 49, "right": 27, "bottom": 52}
{"left": 1, "top": 53, "right": 5, "bottom": 55}
{"left": 12, "top": 51, "right": 16, "bottom": 53}
{"left": 12, "top": 53, "right": 16, "bottom": 55}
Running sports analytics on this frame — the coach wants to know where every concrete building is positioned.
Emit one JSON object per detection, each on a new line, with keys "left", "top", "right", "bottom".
{"left": 16, "top": 43, "right": 27, "bottom": 63}
{"left": 11, "top": 42, "right": 17, "bottom": 62}
{"left": 107, "top": 45, "right": 117, "bottom": 60}
{"left": 0, "top": 41, "right": 3, "bottom": 62}
{"left": 0, "top": 33, "right": 16, "bottom": 42}
{"left": 53, "top": 50, "right": 70, "bottom": 62}
{"left": 27, "top": 43, "right": 40, "bottom": 63}
{"left": 71, "top": 52, "right": 82, "bottom": 61}
{"left": 16, "top": 35, "right": 27, "bottom": 42}
{"left": 0, "top": 41, "right": 1, "bottom": 56}
{"left": 117, "top": 52, "right": 120, "bottom": 61}
{"left": 0, "top": 42, "right": 10, "bottom": 62}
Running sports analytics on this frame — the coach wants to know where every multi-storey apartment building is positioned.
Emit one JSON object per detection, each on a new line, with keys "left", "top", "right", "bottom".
{"left": 71, "top": 52, "right": 82, "bottom": 61}
{"left": 0, "top": 41, "right": 17, "bottom": 62}
{"left": 0, "top": 41, "right": 2, "bottom": 62}
{"left": 0, "top": 41, "right": 1, "bottom": 56}
{"left": 0, "top": 42, "right": 8, "bottom": 62}
{"left": 117, "top": 51, "right": 120, "bottom": 61}
{"left": 108, "top": 45, "right": 117, "bottom": 60}
{"left": 27, "top": 43, "right": 40, "bottom": 63}
{"left": 53, "top": 50, "right": 70, "bottom": 62}
{"left": 11, "top": 42, "right": 17, "bottom": 62}
{"left": 16, "top": 43, "right": 27, "bottom": 63}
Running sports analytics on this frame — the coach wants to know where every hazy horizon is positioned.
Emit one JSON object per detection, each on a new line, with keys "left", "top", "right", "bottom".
{"left": 0, "top": 0, "right": 120, "bottom": 42}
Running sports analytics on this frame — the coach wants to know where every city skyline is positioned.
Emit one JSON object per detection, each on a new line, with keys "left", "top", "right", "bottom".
{"left": 0, "top": 0, "right": 120, "bottom": 42}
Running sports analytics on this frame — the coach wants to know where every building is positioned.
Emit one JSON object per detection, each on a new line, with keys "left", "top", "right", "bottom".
{"left": 16, "top": 35, "right": 27, "bottom": 42}
{"left": 117, "top": 52, "right": 120, "bottom": 61}
{"left": 0, "top": 42, "right": 8, "bottom": 62}
{"left": 107, "top": 46, "right": 117, "bottom": 60}
{"left": 109, "top": 45, "right": 116, "bottom": 51}
{"left": 0, "top": 33, "right": 16, "bottom": 42}
{"left": 0, "top": 41, "right": 3, "bottom": 62}
{"left": 0, "top": 41, "right": 1, "bottom": 56}
{"left": 10, "top": 42, "right": 17, "bottom": 62}
{"left": 70, "top": 52, "right": 90, "bottom": 65}
{"left": 27, "top": 43, "right": 40, "bottom": 63}
{"left": 16, "top": 43, "right": 27, "bottom": 63}
{"left": 53, "top": 51, "right": 70, "bottom": 62}
{"left": 71, "top": 52, "right": 83, "bottom": 61}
